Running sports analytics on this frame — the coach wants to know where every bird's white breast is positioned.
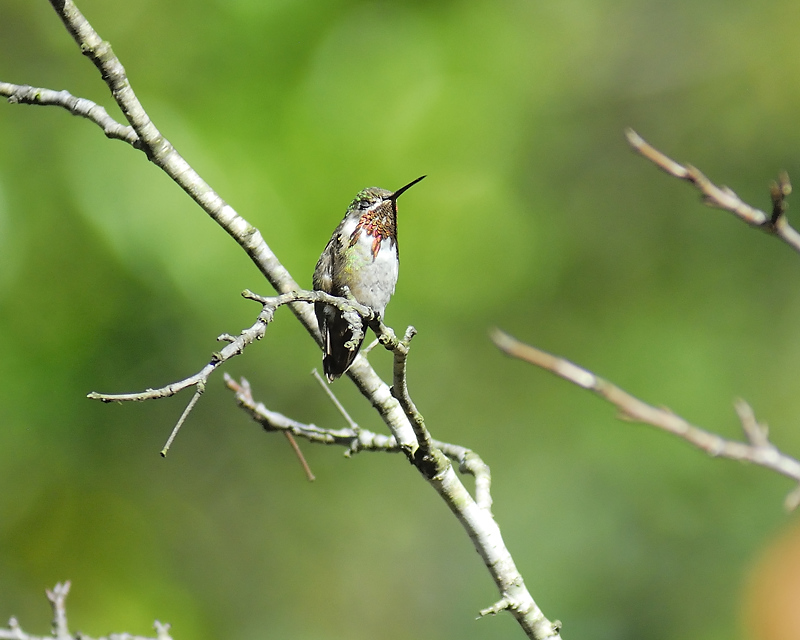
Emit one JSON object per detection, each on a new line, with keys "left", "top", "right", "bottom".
{"left": 337, "top": 218, "right": 398, "bottom": 317}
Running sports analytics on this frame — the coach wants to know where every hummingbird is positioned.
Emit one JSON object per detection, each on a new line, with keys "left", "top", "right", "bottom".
{"left": 313, "top": 175, "right": 426, "bottom": 382}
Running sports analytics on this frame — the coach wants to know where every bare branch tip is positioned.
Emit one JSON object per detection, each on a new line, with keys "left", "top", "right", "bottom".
{"left": 733, "top": 397, "right": 751, "bottom": 413}
{"left": 784, "top": 485, "right": 800, "bottom": 512}
{"left": 779, "top": 170, "right": 792, "bottom": 195}
{"left": 152, "top": 620, "right": 173, "bottom": 640}
{"left": 230, "top": 375, "right": 252, "bottom": 397}
{"left": 624, "top": 127, "right": 644, "bottom": 147}
{"left": 478, "top": 598, "right": 512, "bottom": 618}
{"left": 50, "top": 580, "right": 71, "bottom": 598}
{"left": 241, "top": 289, "right": 268, "bottom": 304}
{"left": 489, "top": 327, "right": 514, "bottom": 352}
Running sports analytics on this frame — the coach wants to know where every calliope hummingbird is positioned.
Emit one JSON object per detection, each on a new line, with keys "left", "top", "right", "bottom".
{"left": 313, "top": 175, "right": 426, "bottom": 381}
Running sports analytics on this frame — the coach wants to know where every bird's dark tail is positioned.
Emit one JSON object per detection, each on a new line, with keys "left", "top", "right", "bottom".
{"left": 316, "top": 302, "right": 365, "bottom": 382}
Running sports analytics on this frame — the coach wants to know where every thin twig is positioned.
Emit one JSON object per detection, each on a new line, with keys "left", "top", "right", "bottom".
{"left": 46, "top": 582, "right": 70, "bottom": 640}
{"left": 225, "top": 376, "right": 315, "bottom": 481}
{"left": 0, "top": 82, "right": 139, "bottom": 145}
{"left": 480, "top": 598, "right": 512, "bottom": 618}
{"left": 160, "top": 385, "right": 204, "bottom": 457}
{"left": 734, "top": 398, "right": 772, "bottom": 449}
{"left": 492, "top": 328, "right": 800, "bottom": 507}
{"left": 282, "top": 432, "right": 316, "bottom": 481}
{"left": 87, "top": 300, "right": 270, "bottom": 404}
{"left": 225, "top": 373, "right": 396, "bottom": 453}
{"left": 87, "top": 289, "right": 373, "bottom": 452}
{"left": 86, "top": 287, "right": 390, "bottom": 410}
{"left": 375, "top": 324, "right": 434, "bottom": 454}
{"left": 360, "top": 338, "right": 380, "bottom": 356}
{"left": 312, "top": 369, "right": 360, "bottom": 433}
{"left": 225, "top": 374, "right": 492, "bottom": 509}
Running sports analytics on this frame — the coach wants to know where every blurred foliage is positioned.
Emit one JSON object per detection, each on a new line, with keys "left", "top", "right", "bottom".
{"left": 2, "top": 1, "right": 800, "bottom": 639}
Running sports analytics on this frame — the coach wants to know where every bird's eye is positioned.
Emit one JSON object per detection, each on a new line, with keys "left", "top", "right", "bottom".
{"left": 358, "top": 200, "right": 371, "bottom": 210}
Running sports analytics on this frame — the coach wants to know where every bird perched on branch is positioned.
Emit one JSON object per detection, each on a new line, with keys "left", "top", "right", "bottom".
{"left": 313, "top": 175, "right": 425, "bottom": 381}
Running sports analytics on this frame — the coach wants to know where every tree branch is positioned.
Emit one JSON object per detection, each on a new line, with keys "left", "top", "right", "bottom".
{"left": 492, "top": 329, "right": 800, "bottom": 509}
{"left": 87, "top": 289, "right": 377, "bottom": 455}
{"left": 625, "top": 128, "right": 800, "bottom": 252}
{"left": 2, "top": 3, "right": 563, "bottom": 637}
{"left": 0, "top": 82, "right": 138, "bottom": 145}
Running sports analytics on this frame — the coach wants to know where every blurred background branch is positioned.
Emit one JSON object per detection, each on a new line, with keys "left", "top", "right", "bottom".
{"left": 492, "top": 329, "right": 800, "bottom": 509}
{"left": 626, "top": 129, "right": 800, "bottom": 252}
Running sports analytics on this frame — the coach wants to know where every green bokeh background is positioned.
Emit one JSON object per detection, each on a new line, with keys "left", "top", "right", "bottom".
{"left": 2, "top": 1, "right": 800, "bottom": 639}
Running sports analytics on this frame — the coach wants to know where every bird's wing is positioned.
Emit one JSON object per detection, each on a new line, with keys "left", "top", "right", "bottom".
{"left": 312, "top": 239, "right": 334, "bottom": 294}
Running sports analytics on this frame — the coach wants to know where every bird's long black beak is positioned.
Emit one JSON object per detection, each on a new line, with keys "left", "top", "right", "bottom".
{"left": 391, "top": 175, "right": 426, "bottom": 201}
